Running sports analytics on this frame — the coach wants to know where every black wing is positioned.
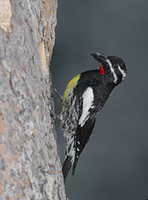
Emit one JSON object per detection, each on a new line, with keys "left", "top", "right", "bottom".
{"left": 72, "top": 111, "right": 96, "bottom": 175}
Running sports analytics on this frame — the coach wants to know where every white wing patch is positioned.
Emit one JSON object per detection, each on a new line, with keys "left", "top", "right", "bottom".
{"left": 79, "top": 87, "right": 94, "bottom": 127}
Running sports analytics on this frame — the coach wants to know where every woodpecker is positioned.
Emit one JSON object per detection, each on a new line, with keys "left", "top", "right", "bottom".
{"left": 61, "top": 53, "right": 127, "bottom": 180}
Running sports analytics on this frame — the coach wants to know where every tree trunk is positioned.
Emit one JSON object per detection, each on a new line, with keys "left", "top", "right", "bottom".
{"left": 0, "top": 0, "right": 66, "bottom": 199}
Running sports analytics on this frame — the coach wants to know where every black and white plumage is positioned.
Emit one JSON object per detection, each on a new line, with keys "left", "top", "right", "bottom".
{"left": 61, "top": 53, "right": 127, "bottom": 180}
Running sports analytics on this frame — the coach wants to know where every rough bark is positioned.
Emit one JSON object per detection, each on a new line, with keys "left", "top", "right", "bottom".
{"left": 0, "top": 0, "right": 66, "bottom": 199}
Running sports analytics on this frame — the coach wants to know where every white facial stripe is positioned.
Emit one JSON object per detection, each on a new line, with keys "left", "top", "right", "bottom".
{"left": 117, "top": 65, "right": 126, "bottom": 80}
{"left": 79, "top": 87, "right": 94, "bottom": 127}
{"left": 106, "top": 59, "right": 118, "bottom": 83}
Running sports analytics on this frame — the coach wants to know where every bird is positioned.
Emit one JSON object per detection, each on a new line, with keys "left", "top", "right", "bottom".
{"left": 61, "top": 53, "right": 127, "bottom": 180}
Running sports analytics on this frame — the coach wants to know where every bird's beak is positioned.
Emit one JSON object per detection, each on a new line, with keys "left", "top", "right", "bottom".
{"left": 91, "top": 53, "right": 107, "bottom": 65}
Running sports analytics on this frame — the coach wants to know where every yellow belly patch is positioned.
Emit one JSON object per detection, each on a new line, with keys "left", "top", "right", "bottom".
{"left": 63, "top": 74, "right": 80, "bottom": 110}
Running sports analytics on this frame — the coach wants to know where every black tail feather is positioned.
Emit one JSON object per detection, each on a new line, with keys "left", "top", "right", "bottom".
{"left": 72, "top": 158, "right": 78, "bottom": 176}
{"left": 62, "top": 156, "right": 72, "bottom": 180}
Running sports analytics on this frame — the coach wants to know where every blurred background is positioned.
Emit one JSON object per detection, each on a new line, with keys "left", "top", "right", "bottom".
{"left": 51, "top": 0, "right": 148, "bottom": 199}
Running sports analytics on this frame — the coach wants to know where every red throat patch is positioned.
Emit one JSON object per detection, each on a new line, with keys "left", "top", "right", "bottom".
{"left": 99, "top": 64, "right": 105, "bottom": 75}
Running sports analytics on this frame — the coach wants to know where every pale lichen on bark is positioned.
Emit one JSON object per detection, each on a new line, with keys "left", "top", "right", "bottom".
{"left": 0, "top": 0, "right": 66, "bottom": 199}
{"left": 0, "top": 0, "right": 12, "bottom": 33}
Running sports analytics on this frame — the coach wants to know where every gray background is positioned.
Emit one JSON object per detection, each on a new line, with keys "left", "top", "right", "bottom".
{"left": 51, "top": 0, "right": 148, "bottom": 199}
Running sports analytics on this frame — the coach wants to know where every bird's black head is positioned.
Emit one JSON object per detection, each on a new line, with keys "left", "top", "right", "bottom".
{"left": 91, "top": 53, "right": 127, "bottom": 85}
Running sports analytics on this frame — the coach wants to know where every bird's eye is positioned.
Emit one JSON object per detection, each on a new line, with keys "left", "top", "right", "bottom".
{"left": 113, "top": 64, "right": 118, "bottom": 69}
